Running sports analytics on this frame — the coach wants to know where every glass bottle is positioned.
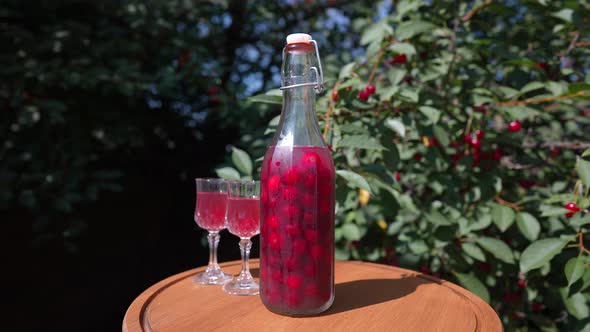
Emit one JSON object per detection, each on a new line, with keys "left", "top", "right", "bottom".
{"left": 259, "top": 33, "right": 335, "bottom": 316}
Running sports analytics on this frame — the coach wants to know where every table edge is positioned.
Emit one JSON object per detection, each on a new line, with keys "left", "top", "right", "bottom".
{"left": 122, "top": 259, "right": 502, "bottom": 332}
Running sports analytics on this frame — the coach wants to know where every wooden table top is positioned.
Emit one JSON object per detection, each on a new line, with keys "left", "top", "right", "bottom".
{"left": 123, "top": 259, "right": 502, "bottom": 332}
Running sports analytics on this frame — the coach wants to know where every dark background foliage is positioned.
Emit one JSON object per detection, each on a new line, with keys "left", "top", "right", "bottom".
{"left": 1, "top": 1, "right": 365, "bottom": 330}
{"left": 3, "top": 0, "right": 590, "bottom": 331}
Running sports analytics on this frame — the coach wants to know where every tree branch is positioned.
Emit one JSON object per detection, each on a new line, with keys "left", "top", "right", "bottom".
{"left": 461, "top": 0, "right": 493, "bottom": 22}
{"left": 495, "top": 91, "right": 589, "bottom": 107}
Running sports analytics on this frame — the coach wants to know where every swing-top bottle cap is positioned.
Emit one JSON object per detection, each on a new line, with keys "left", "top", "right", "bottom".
{"left": 286, "top": 33, "right": 312, "bottom": 44}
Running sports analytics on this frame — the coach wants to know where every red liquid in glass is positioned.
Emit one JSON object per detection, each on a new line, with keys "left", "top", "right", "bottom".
{"left": 194, "top": 192, "right": 227, "bottom": 231}
{"left": 260, "top": 146, "right": 335, "bottom": 314}
{"left": 227, "top": 197, "right": 260, "bottom": 238}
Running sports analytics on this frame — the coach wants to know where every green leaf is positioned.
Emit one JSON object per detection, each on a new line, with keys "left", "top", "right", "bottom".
{"left": 425, "top": 209, "right": 452, "bottom": 226}
{"left": 560, "top": 288, "right": 590, "bottom": 319}
{"left": 462, "top": 243, "right": 486, "bottom": 262}
{"left": 418, "top": 106, "right": 440, "bottom": 124}
{"left": 569, "top": 83, "right": 590, "bottom": 94}
{"left": 565, "top": 257, "right": 585, "bottom": 287}
{"left": 335, "top": 246, "right": 350, "bottom": 260}
{"left": 338, "top": 135, "right": 386, "bottom": 150}
{"left": 515, "top": 212, "right": 541, "bottom": 241}
{"left": 577, "top": 159, "right": 590, "bottom": 187}
{"left": 339, "top": 62, "right": 356, "bottom": 79}
{"left": 409, "top": 239, "right": 428, "bottom": 254}
{"left": 387, "top": 68, "right": 407, "bottom": 85}
{"left": 248, "top": 93, "right": 282, "bottom": 105}
{"left": 552, "top": 8, "right": 573, "bottom": 23}
{"left": 519, "top": 81, "right": 546, "bottom": 95}
{"left": 570, "top": 213, "right": 590, "bottom": 228}
{"left": 231, "top": 147, "right": 253, "bottom": 175}
{"left": 454, "top": 272, "right": 490, "bottom": 303}
{"left": 360, "top": 19, "right": 393, "bottom": 45}
{"left": 215, "top": 167, "right": 241, "bottom": 180}
{"left": 582, "top": 148, "right": 590, "bottom": 158}
{"left": 396, "top": 20, "right": 435, "bottom": 39}
{"left": 520, "top": 238, "right": 569, "bottom": 273}
{"left": 390, "top": 42, "right": 416, "bottom": 56}
{"left": 491, "top": 204, "right": 515, "bottom": 232}
{"left": 341, "top": 223, "right": 361, "bottom": 241}
{"left": 432, "top": 125, "right": 450, "bottom": 146}
{"left": 336, "top": 170, "right": 372, "bottom": 193}
{"left": 400, "top": 89, "right": 419, "bottom": 103}
{"left": 477, "top": 237, "right": 515, "bottom": 264}
{"left": 384, "top": 118, "right": 406, "bottom": 138}
{"left": 395, "top": 0, "right": 425, "bottom": 18}
{"left": 340, "top": 123, "right": 369, "bottom": 135}
{"left": 468, "top": 214, "right": 492, "bottom": 232}
{"left": 541, "top": 206, "right": 570, "bottom": 217}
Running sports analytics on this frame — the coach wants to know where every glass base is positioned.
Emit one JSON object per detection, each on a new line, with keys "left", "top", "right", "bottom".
{"left": 223, "top": 279, "right": 259, "bottom": 296}
{"left": 192, "top": 270, "right": 233, "bottom": 285}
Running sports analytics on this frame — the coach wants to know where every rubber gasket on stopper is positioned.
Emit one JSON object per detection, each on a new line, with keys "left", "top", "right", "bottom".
{"left": 286, "top": 33, "right": 312, "bottom": 44}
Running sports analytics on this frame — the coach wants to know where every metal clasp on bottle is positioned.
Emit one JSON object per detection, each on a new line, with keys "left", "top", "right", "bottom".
{"left": 280, "top": 39, "right": 325, "bottom": 94}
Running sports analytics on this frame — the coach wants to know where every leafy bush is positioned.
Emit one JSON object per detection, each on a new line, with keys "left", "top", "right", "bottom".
{"left": 219, "top": 1, "right": 590, "bottom": 330}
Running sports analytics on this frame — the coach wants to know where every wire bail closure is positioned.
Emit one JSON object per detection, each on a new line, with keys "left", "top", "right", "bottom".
{"left": 280, "top": 40, "right": 325, "bottom": 94}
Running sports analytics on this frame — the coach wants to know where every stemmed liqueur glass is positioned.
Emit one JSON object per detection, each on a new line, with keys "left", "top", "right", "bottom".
{"left": 193, "top": 178, "right": 233, "bottom": 285}
{"left": 223, "top": 180, "right": 260, "bottom": 295}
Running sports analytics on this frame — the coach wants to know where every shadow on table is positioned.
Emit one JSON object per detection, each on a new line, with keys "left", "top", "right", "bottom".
{"left": 321, "top": 276, "right": 431, "bottom": 315}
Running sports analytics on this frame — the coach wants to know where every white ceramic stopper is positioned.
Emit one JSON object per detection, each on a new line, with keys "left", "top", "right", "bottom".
{"left": 286, "top": 33, "right": 312, "bottom": 44}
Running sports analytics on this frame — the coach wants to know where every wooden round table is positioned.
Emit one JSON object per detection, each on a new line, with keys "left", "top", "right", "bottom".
{"left": 123, "top": 259, "right": 502, "bottom": 331}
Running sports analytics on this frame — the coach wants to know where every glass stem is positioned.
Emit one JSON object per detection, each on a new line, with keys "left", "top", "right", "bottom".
{"left": 237, "top": 238, "right": 253, "bottom": 284}
{"left": 205, "top": 231, "right": 221, "bottom": 273}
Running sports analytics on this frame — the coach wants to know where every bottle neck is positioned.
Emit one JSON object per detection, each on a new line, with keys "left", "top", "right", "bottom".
{"left": 273, "top": 43, "right": 325, "bottom": 148}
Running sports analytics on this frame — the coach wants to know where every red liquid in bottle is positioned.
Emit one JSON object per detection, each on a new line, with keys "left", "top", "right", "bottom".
{"left": 194, "top": 192, "right": 227, "bottom": 231}
{"left": 260, "top": 145, "right": 335, "bottom": 315}
{"left": 227, "top": 197, "right": 260, "bottom": 238}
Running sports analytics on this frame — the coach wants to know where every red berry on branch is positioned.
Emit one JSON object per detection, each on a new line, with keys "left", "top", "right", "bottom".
{"left": 566, "top": 212, "right": 575, "bottom": 218}
{"left": 450, "top": 154, "right": 462, "bottom": 165}
{"left": 463, "top": 135, "right": 472, "bottom": 144}
{"left": 477, "top": 262, "right": 491, "bottom": 273}
{"left": 565, "top": 202, "right": 581, "bottom": 212}
{"left": 470, "top": 137, "right": 481, "bottom": 149}
{"left": 532, "top": 302, "right": 544, "bottom": 313}
{"left": 331, "top": 90, "right": 339, "bottom": 102}
{"left": 358, "top": 90, "right": 370, "bottom": 101}
{"left": 390, "top": 53, "right": 407, "bottom": 65}
{"left": 508, "top": 121, "right": 522, "bottom": 132}
{"left": 365, "top": 84, "right": 376, "bottom": 95}
{"left": 493, "top": 147, "right": 503, "bottom": 161}
{"left": 207, "top": 87, "right": 220, "bottom": 95}
{"left": 475, "top": 129, "right": 484, "bottom": 139}
{"left": 535, "top": 61, "right": 549, "bottom": 71}
{"left": 395, "top": 172, "right": 401, "bottom": 181}
{"left": 419, "top": 265, "right": 432, "bottom": 275}
{"left": 413, "top": 153, "right": 423, "bottom": 161}
{"left": 518, "top": 279, "right": 527, "bottom": 289}
{"left": 209, "top": 97, "right": 221, "bottom": 105}
{"left": 550, "top": 147, "right": 560, "bottom": 157}
{"left": 474, "top": 105, "right": 488, "bottom": 113}
{"left": 518, "top": 180, "right": 536, "bottom": 189}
